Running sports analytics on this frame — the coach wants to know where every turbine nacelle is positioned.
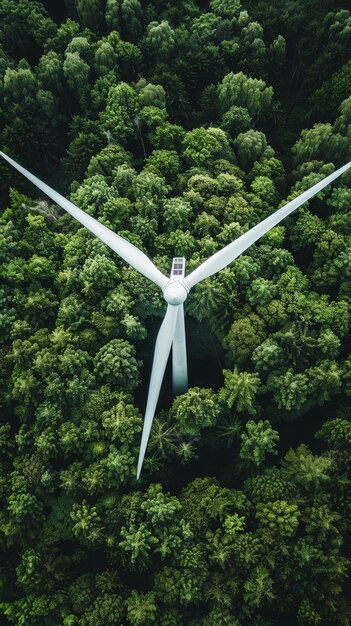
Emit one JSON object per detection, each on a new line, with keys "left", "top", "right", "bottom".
{"left": 163, "top": 280, "right": 188, "bottom": 305}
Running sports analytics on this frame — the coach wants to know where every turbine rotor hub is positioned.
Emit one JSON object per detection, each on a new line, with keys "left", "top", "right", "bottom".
{"left": 163, "top": 280, "right": 188, "bottom": 305}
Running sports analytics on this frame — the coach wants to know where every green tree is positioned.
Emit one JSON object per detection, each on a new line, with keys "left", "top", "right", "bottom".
{"left": 281, "top": 444, "right": 333, "bottom": 491}
{"left": 95, "top": 41, "right": 118, "bottom": 76}
{"left": 106, "top": 0, "right": 142, "bottom": 40}
{"left": 220, "top": 105, "right": 252, "bottom": 137}
{"left": 312, "top": 60, "right": 351, "bottom": 118}
{"left": 145, "top": 21, "right": 176, "bottom": 60}
{"left": 105, "top": 0, "right": 121, "bottom": 30}
{"left": 145, "top": 149, "right": 181, "bottom": 181}
{"left": 245, "top": 467, "right": 295, "bottom": 504}
{"left": 62, "top": 125, "right": 105, "bottom": 181}
{"left": 252, "top": 337, "right": 285, "bottom": 374}
{"left": 292, "top": 123, "right": 348, "bottom": 168}
{"left": 63, "top": 52, "right": 90, "bottom": 108}
{"left": 100, "top": 83, "right": 138, "bottom": 142}
{"left": 218, "top": 72, "right": 273, "bottom": 118}
{"left": 170, "top": 387, "right": 220, "bottom": 436}
{"left": 268, "top": 369, "right": 309, "bottom": 412}
{"left": 66, "top": 36, "right": 94, "bottom": 65}
{"left": 126, "top": 591, "right": 156, "bottom": 625}
{"left": 225, "top": 313, "right": 266, "bottom": 365}
{"left": 77, "top": 0, "right": 103, "bottom": 32}
{"left": 162, "top": 198, "right": 193, "bottom": 231}
{"left": 182, "top": 127, "right": 233, "bottom": 169}
{"left": 153, "top": 123, "right": 186, "bottom": 150}
{"left": 240, "top": 420, "right": 279, "bottom": 467}
{"left": 94, "top": 339, "right": 140, "bottom": 391}
{"left": 81, "top": 593, "right": 125, "bottom": 625}
{"left": 71, "top": 500, "right": 104, "bottom": 545}
{"left": 289, "top": 209, "right": 325, "bottom": 251}
{"left": 243, "top": 566, "right": 275, "bottom": 609}
{"left": 80, "top": 254, "right": 120, "bottom": 299}
{"left": 256, "top": 500, "right": 300, "bottom": 537}
{"left": 86, "top": 143, "right": 132, "bottom": 180}
{"left": 234, "top": 130, "right": 268, "bottom": 170}
{"left": 219, "top": 368, "right": 261, "bottom": 415}
{"left": 36, "top": 51, "right": 64, "bottom": 93}
{"left": 306, "top": 360, "right": 342, "bottom": 405}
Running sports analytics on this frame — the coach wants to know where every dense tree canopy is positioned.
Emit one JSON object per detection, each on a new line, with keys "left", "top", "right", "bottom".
{"left": 1, "top": 0, "right": 351, "bottom": 624}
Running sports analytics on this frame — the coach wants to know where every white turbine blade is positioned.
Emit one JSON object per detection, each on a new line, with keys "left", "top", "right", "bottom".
{"left": 0, "top": 150, "right": 168, "bottom": 289}
{"left": 137, "top": 304, "right": 179, "bottom": 479}
{"left": 184, "top": 161, "right": 351, "bottom": 289}
{"left": 172, "top": 303, "right": 188, "bottom": 395}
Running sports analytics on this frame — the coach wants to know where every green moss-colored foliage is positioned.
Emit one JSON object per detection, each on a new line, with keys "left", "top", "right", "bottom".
{"left": 1, "top": 0, "right": 351, "bottom": 624}
{"left": 170, "top": 387, "right": 220, "bottom": 436}
{"left": 240, "top": 419, "right": 279, "bottom": 467}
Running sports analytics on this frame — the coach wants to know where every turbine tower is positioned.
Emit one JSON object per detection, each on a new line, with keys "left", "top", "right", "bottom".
{"left": 1, "top": 150, "right": 350, "bottom": 478}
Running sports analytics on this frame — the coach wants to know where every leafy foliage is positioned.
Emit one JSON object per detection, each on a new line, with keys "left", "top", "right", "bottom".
{"left": 1, "top": 0, "right": 351, "bottom": 624}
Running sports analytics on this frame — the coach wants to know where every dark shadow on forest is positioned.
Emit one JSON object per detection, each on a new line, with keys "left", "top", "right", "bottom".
{"left": 135, "top": 315, "right": 225, "bottom": 414}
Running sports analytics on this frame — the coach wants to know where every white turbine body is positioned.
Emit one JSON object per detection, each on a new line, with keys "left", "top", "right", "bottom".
{"left": 1, "top": 149, "right": 350, "bottom": 478}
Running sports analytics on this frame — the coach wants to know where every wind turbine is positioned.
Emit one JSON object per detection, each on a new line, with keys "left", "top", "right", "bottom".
{"left": 1, "top": 150, "right": 350, "bottom": 478}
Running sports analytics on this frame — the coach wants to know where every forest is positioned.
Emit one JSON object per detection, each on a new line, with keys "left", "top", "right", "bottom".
{"left": 0, "top": 0, "right": 351, "bottom": 624}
